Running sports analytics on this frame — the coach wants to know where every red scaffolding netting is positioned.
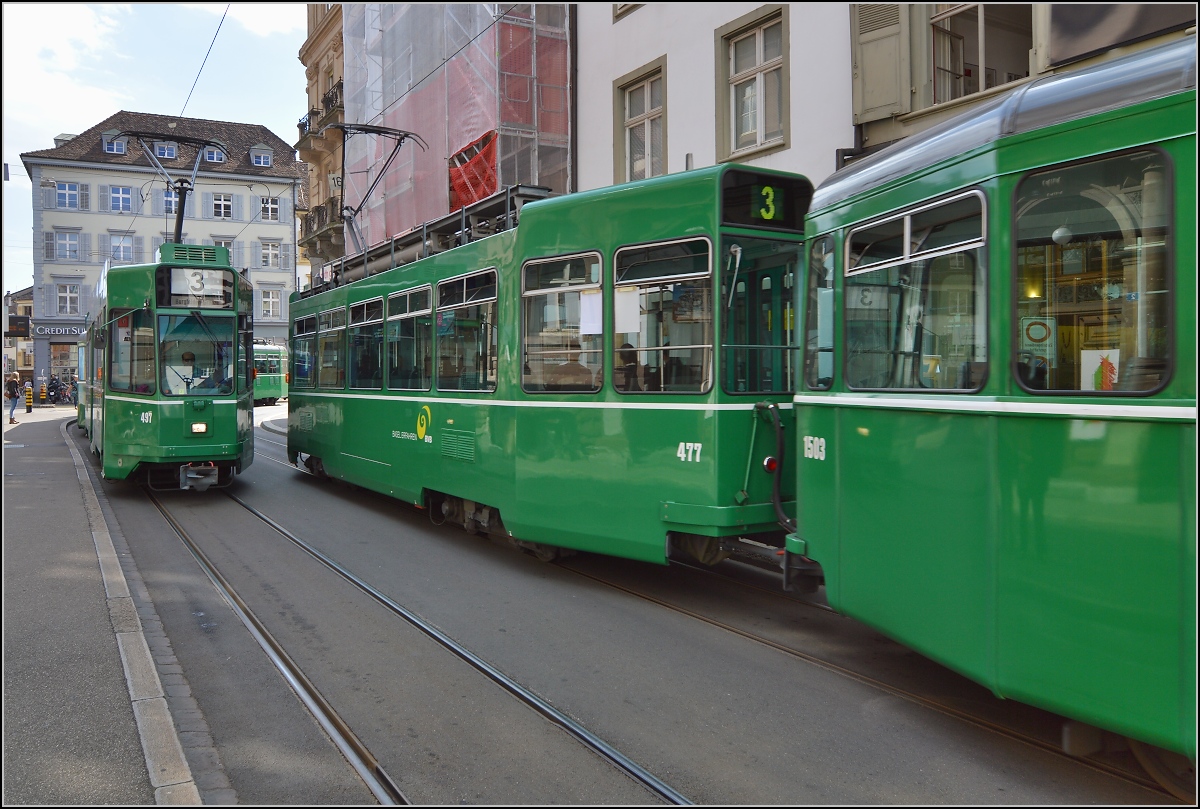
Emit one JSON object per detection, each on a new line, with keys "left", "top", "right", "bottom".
{"left": 449, "top": 130, "right": 498, "bottom": 212}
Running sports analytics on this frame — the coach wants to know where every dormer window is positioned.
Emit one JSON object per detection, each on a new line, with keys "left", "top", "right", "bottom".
{"left": 104, "top": 137, "right": 127, "bottom": 154}
{"left": 155, "top": 142, "right": 177, "bottom": 159}
{"left": 251, "top": 148, "right": 273, "bottom": 167}
{"left": 205, "top": 147, "right": 226, "bottom": 163}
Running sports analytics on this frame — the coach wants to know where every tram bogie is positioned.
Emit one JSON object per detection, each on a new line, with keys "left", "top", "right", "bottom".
{"left": 82, "top": 243, "right": 255, "bottom": 490}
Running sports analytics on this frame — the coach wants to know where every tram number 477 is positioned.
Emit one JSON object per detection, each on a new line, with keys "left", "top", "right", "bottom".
{"left": 677, "top": 442, "right": 703, "bottom": 462}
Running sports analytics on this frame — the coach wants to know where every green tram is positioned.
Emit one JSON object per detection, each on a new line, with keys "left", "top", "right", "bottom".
{"left": 788, "top": 36, "right": 1196, "bottom": 792}
{"left": 289, "top": 165, "right": 812, "bottom": 566}
{"left": 82, "top": 243, "right": 255, "bottom": 490}
{"left": 252, "top": 341, "right": 289, "bottom": 405}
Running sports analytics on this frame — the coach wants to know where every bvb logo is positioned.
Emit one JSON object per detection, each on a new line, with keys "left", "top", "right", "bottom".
{"left": 416, "top": 405, "right": 431, "bottom": 440}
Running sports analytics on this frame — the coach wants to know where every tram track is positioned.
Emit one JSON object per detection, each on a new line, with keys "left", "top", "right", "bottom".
{"left": 554, "top": 555, "right": 1177, "bottom": 800}
{"left": 144, "top": 470, "right": 689, "bottom": 805}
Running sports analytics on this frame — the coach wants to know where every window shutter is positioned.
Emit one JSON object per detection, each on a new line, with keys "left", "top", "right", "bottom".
{"left": 133, "top": 191, "right": 144, "bottom": 215}
{"left": 202, "top": 238, "right": 213, "bottom": 246}
{"left": 250, "top": 241, "right": 260, "bottom": 268}
{"left": 251, "top": 196, "right": 261, "bottom": 222}
{"left": 152, "top": 193, "right": 163, "bottom": 217}
{"left": 99, "top": 186, "right": 110, "bottom": 212}
{"left": 850, "top": 4, "right": 911, "bottom": 124}
{"left": 233, "top": 194, "right": 244, "bottom": 221}
{"left": 282, "top": 243, "right": 293, "bottom": 270}
{"left": 152, "top": 237, "right": 164, "bottom": 258}
{"left": 80, "top": 233, "right": 91, "bottom": 262}
{"left": 234, "top": 241, "right": 244, "bottom": 268}
{"left": 280, "top": 195, "right": 292, "bottom": 222}
{"left": 99, "top": 234, "right": 110, "bottom": 262}
{"left": 79, "top": 184, "right": 90, "bottom": 211}
{"left": 43, "top": 188, "right": 56, "bottom": 209}
{"left": 255, "top": 289, "right": 263, "bottom": 319}
{"left": 134, "top": 236, "right": 145, "bottom": 263}
{"left": 202, "top": 192, "right": 213, "bottom": 220}
{"left": 44, "top": 232, "right": 55, "bottom": 260}
{"left": 45, "top": 286, "right": 54, "bottom": 317}
{"left": 184, "top": 194, "right": 195, "bottom": 219}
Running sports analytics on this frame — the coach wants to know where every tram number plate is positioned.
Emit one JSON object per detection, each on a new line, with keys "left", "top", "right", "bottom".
{"left": 803, "top": 435, "right": 826, "bottom": 460}
{"left": 677, "top": 442, "right": 703, "bottom": 462}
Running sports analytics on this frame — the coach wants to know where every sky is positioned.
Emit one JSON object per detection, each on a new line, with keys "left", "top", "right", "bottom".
{"left": 1, "top": 2, "right": 309, "bottom": 296}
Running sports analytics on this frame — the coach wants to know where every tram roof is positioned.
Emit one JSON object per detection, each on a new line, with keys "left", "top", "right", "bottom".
{"left": 811, "top": 34, "right": 1197, "bottom": 212}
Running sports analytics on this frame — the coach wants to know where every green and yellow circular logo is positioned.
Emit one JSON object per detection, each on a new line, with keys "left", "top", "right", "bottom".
{"left": 416, "top": 405, "right": 431, "bottom": 441}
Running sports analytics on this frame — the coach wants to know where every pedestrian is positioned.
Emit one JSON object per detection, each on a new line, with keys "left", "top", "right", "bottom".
{"left": 5, "top": 372, "right": 19, "bottom": 424}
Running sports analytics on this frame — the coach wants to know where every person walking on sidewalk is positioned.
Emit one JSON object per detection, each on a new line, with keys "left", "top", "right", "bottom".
{"left": 5, "top": 372, "right": 20, "bottom": 424}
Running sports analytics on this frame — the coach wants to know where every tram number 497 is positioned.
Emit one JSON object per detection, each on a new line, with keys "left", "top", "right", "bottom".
{"left": 803, "top": 435, "right": 826, "bottom": 460}
{"left": 677, "top": 442, "right": 703, "bottom": 462}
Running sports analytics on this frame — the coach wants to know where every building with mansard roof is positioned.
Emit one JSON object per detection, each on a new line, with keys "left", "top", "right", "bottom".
{"left": 19, "top": 110, "right": 305, "bottom": 384}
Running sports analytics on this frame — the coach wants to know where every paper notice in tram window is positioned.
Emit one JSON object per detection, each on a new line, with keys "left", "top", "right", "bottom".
{"left": 615, "top": 286, "right": 640, "bottom": 334}
{"left": 579, "top": 289, "right": 602, "bottom": 335}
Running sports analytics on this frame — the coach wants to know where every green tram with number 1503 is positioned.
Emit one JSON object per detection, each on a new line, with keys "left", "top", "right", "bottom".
{"left": 289, "top": 165, "right": 812, "bottom": 567}
{"left": 81, "top": 243, "right": 255, "bottom": 490}
{"left": 785, "top": 36, "right": 1196, "bottom": 796}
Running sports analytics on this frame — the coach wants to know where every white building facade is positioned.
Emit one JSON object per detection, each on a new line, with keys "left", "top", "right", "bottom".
{"left": 575, "top": 3, "right": 855, "bottom": 193}
{"left": 20, "top": 111, "right": 303, "bottom": 384}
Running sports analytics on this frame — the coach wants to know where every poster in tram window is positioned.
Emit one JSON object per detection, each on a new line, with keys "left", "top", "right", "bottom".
{"left": 1081, "top": 349, "right": 1120, "bottom": 391}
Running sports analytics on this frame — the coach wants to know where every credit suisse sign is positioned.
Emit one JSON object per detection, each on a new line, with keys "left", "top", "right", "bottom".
{"left": 33, "top": 324, "right": 85, "bottom": 337}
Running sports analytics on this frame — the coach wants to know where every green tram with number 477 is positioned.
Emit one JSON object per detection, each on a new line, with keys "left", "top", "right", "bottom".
{"left": 81, "top": 243, "right": 255, "bottom": 490}
{"left": 289, "top": 165, "right": 812, "bottom": 567}
{"left": 787, "top": 36, "right": 1195, "bottom": 796}
{"left": 252, "top": 341, "right": 289, "bottom": 406}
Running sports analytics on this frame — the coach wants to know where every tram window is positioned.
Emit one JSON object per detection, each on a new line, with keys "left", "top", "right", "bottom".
{"left": 292, "top": 337, "right": 316, "bottom": 389}
{"left": 159, "top": 314, "right": 236, "bottom": 396}
{"left": 1015, "top": 150, "right": 1171, "bottom": 393}
{"left": 437, "top": 269, "right": 498, "bottom": 392}
{"left": 108, "top": 309, "right": 156, "bottom": 394}
{"left": 521, "top": 253, "right": 602, "bottom": 393}
{"left": 844, "top": 193, "right": 987, "bottom": 391}
{"left": 614, "top": 238, "right": 712, "bottom": 393}
{"left": 720, "top": 237, "right": 802, "bottom": 394}
{"left": 387, "top": 287, "right": 433, "bottom": 391}
{"left": 804, "top": 236, "right": 836, "bottom": 390}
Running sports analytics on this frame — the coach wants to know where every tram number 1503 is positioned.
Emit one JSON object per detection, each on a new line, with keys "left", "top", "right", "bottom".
{"left": 803, "top": 435, "right": 826, "bottom": 460}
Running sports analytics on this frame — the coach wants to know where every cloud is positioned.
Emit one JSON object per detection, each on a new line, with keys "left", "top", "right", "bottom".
{"left": 183, "top": 3, "right": 306, "bottom": 37}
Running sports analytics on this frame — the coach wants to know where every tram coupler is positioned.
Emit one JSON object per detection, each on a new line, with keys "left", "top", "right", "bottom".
{"left": 180, "top": 462, "right": 219, "bottom": 492}
{"left": 782, "top": 535, "right": 822, "bottom": 593}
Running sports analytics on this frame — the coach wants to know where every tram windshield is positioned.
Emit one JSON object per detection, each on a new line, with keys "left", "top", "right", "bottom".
{"left": 158, "top": 314, "right": 235, "bottom": 395}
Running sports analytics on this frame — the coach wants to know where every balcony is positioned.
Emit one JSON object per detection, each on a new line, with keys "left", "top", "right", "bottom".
{"left": 295, "top": 80, "right": 346, "bottom": 160}
{"left": 299, "top": 196, "right": 346, "bottom": 264}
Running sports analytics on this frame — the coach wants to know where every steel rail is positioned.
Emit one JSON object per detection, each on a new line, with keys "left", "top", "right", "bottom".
{"left": 224, "top": 490, "right": 691, "bottom": 806}
{"left": 144, "top": 489, "right": 409, "bottom": 805}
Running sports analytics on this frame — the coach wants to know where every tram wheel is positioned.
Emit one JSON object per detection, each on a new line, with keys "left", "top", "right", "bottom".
{"left": 1129, "top": 738, "right": 1196, "bottom": 802}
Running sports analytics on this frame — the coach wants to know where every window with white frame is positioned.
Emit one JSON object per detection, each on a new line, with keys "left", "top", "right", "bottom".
{"left": 164, "top": 189, "right": 178, "bottom": 215}
{"left": 57, "top": 284, "right": 80, "bottom": 315}
{"left": 625, "top": 73, "right": 663, "bottom": 182}
{"left": 57, "top": 182, "right": 79, "bottom": 209}
{"left": 252, "top": 150, "right": 273, "bottom": 167}
{"left": 205, "top": 147, "right": 226, "bottom": 163}
{"left": 213, "top": 193, "right": 232, "bottom": 219}
{"left": 213, "top": 238, "right": 233, "bottom": 251}
{"left": 105, "top": 138, "right": 126, "bottom": 154}
{"left": 728, "top": 16, "right": 785, "bottom": 153}
{"left": 111, "top": 185, "right": 132, "bottom": 212}
{"left": 55, "top": 232, "right": 79, "bottom": 260}
{"left": 261, "top": 242, "right": 281, "bottom": 268}
{"left": 110, "top": 234, "right": 134, "bottom": 263}
{"left": 156, "top": 142, "right": 177, "bottom": 159}
{"left": 261, "top": 289, "right": 282, "bottom": 320}
{"left": 261, "top": 197, "right": 279, "bottom": 221}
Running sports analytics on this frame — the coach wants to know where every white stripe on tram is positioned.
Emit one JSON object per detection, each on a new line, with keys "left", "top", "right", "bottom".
{"left": 790, "top": 393, "right": 1196, "bottom": 422}
{"left": 287, "top": 392, "right": 793, "bottom": 412}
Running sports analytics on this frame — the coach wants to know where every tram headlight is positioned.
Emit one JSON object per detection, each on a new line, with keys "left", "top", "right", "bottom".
{"left": 191, "top": 422, "right": 208, "bottom": 434}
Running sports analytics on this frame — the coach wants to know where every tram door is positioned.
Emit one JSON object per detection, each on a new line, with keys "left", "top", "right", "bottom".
{"left": 723, "top": 238, "right": 798, "bottom": 393}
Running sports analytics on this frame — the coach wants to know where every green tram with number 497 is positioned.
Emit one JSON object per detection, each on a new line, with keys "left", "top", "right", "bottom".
{"left": 289, "top": 165, "right": 812, "bottom": 567}
{"left": 81, "top": 243, "right": 255, "bottom": 490}
{"left": 788, "top": 36, "right": 1195, "bottom": 796}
